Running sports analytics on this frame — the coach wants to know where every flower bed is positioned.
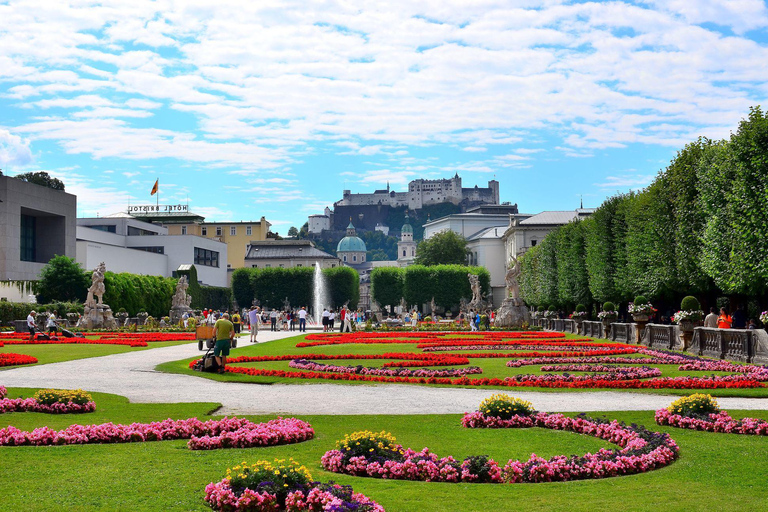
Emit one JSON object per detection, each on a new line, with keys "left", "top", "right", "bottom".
{"left": 322, "top": 409, "right": 679, "bottom": 483}
{"left": 1, "top": 388, "right": 97, "bottom": 415}
{"left": 0, "top": 353, "right": 38, "bottom": 367}
{"left": 0, "top": 386, "right": 6, "bottom": 399}
{"left": 655, "top": 394, "right": 768, "bottom": 435}
{"left": 204, "top": 458, "right": 384, "bottom": 511}
{"left": 0, "top": 416, "right": 314, "bottom": 449}
{"left": 288, "top": 359, "right": 482, "bottom": 378}
{"left": 0, "top": 331, "right": 195, "bottom": 347}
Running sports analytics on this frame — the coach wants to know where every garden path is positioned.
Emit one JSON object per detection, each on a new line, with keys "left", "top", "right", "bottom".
{"left": 2, "top": 331, "right": 768, "bottom": 415}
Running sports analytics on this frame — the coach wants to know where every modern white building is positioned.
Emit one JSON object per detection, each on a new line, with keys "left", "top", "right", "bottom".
{"left": 422, "top": 205, "right": 522, "bottom": 240}
{"left": 76, "top": 215, "right": 228, "bottom": 287}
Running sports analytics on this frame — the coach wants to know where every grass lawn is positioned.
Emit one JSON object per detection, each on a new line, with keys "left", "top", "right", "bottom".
{"left": 0, "top": 340, "right": 194, "bottom": 367}
{"left": 156, "top": 333, "right": 768, "bottom": 397}
{"left": 0, "top": 388, "right": 766, "bottom": 511}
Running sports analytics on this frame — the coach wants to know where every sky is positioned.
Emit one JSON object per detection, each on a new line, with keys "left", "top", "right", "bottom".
{"left": 1, "top": 0, "right": 767, "bottom": 234}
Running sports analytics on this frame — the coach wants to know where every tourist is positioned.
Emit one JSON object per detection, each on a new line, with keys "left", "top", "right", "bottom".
{"left": 182, "top": 311, "right": 190, "bottom": 329}
{"left": 732, "top": 305, "right": 747, "bottom": 329}
{"left": 469, "top": 310, "right": 477, "bottom": 332}
{"left": 270, "top": 309, "right": 278, "bottom": 331}
{"left": 212, "top": 312, "right": 235, "bottom": 374}
{"left": 298, "top": 306, "right": 307, "bottom": 332}
{"left": 248, "top": 306, "right": 260, "bottom": 343}
{"left": 717, "top": 308, "right": 732, "bottom": 329}
{"left": 748, "top": 318, "right": 758, "bottom": 330}
{"left": 322, "top": 308, "right": 330, "bottom": 332}
{"left": 704, "top": 307, "right": 718, "bottom": 328}
{"left": 289, "top": 309, "right": 296, "bottom": 331}
{"left": 231, "top": 310, "right": 242, "bottom": 334}
{"left": 329, "top": 309, "right": 336, "bottom": 331}
{"left": 343, "top": 306, "right": 353, "bottom": 332}
{"left": 283, "top": 310, "right": 290, "bottom": 331}
{"left": 26, "top": 310, "right": 36, "bottom": 341}
{"left": 410, "top": 310, "right": 417, "bottom": 329}
{"left": 46, "top": 311, "right": 58, "bottom": 337}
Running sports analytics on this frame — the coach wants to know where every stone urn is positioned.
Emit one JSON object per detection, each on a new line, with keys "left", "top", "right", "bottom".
{"left": 601, "top": 317, "right": 617, "bottom": 339}
{"left": 678, "top": 319, "right": 695, "bottom": 351}
{"left": 137, "top": 312, "right": 149, "bottom": 326}
{"left": 115, "top": 311, "right": 129, "bottom": 328}
{"left": 632, "top": 314, "right": 650, "bottom": 344}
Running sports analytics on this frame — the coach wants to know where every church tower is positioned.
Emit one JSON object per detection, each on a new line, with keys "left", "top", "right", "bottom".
{"left": 397, "top": 212, "right": 417, "bottom": 267}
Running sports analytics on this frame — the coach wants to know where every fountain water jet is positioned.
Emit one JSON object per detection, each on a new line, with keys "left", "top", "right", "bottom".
{"left": 313, "top": 262, "right": 328, "bottom": 325}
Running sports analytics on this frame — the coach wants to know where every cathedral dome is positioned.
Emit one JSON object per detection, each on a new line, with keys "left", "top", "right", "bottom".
{"left": 337, "top": 221, "right": 367, "bottom": 253}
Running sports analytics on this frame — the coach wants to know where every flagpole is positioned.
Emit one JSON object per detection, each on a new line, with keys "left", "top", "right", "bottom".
{"left": 156, "top": 177, "right": 159, "bottom": 210}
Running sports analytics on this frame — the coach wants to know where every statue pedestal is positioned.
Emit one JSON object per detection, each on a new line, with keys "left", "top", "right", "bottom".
{"left": 170, "top": 306, "right": 193, "bottom": 325}
{"left": 81, "top": 303, "right": 117, "bottom": 330}
{"left": 495, "top": 298, "right": 531, "bottom": 328}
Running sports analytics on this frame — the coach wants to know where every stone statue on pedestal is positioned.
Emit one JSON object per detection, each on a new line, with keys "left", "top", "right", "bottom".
{"left": 467, "top": 273, "right": 485, "bottom": 312}
{"left": 169, "top": 275, "right": 193, "bottom": 325}
{"left": 80, "top": 262, "right": 117, "bottom": 330}
{"left": 495, "top": 254, "right": 530, "bottom": 328}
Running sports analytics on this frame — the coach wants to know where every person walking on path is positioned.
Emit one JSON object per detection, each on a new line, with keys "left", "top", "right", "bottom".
{"left": 342, "top": 306, "right": 353, "bottom": 332}
{"left": 329, "top": 309, "right": 336, "bottom": 331}
{"left": 26, "top": 311, "right": 36, "bottom": 341}
{"left": 717, "top": 308, "right": 733, "bottom": 329}
{"left": 704, "top": 307, "right": 718, "bottom": 328}
{"left": 270, "top": 309, "right": 278, "bottom": 331}
{"left": 298, "top": 307, "right": 307, "bottom": 332}
{"left": 322, "top": 308, "right": 330, "bottom": 332}
{"left": 212, "top": 313, "right": 235, "bottom": 374}
{"left": 231, "top": 311, "right": 242, "bottom": 334}
{"left": 248, "top": 306, "right": 260, "bottom": 343}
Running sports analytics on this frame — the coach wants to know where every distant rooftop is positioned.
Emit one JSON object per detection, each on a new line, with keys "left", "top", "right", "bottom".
{"left": 245, "top": 240, "right": 337, "bottom": 260}
{"left": 519, "top": 209, "right": 596, "bottom": 225}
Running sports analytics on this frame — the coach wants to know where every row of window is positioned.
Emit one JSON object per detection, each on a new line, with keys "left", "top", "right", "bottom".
{"left": 194, "top": 225, "right": 253, "bottom": 237}
{"left": 251, "top": 263, "right": 337, "bottom": 268}
{"left": 341, "top": 254, "right": 365, "bottom": 263}
{"left": 194, "top": 247, "right": 220, "bottom": 267}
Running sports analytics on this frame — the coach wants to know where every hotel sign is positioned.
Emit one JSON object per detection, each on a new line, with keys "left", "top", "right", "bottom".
{"left": 128, "top": 204, "right": 189, "bottom": 214}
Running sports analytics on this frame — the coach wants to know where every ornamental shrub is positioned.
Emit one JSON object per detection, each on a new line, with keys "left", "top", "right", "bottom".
{"left": 479, "top": 394, "right": 535, "bottom": 419}
{"left": 226, "top": 458, "right": 313, "bottom": 503}
{"left": 537, "top": 306, "right": 544, "bottom": 312}
{"left": 681, "top": 296, "right": 701, "bottom": 311}
{"left": 463, "top": 455, "right": 497, "bottom": 483}
{"left": 33, "top": 389, "right": 93, "bottom": 406}
{"left": 547, "top": 304, "right": 557, "bottom": 312}
{"left": 575, "top": 304, "right": 586, "bottom": 313}
{"left": 335, "top": 430, "right": 404, "bottom": 463}
{"left": 668, "top": 394, "right": 719, "bottom": 417}
{"left": 602, "top": 301, "right": 616, "bottom": 312}
{"left": 634, "top": 295, "right": 648, "bottom": 305}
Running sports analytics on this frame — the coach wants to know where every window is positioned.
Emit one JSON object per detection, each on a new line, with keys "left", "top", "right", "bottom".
{"left": 246, "top": 226, "right": 252, "bottom": 236}
{"left": 279, "top": 264, "right": 284, "bottom": 268}
{"left": 353, "top": 255, "right": 357, "bottom": 262}
{"left": 297, "top": 264, "right": 302, "bottom": 267}
{"left": 252, "top": 264, "right": 258, "bottom": 268}
{"left": 230, "top": 226, "right": 236, "bottom": 236}
{"left": 181, "top": 226, "right": 187, "bottom": 235}
{"left": 402, "top": 250, "right": 406, "bottom": 257}
{"left": 265, "top": 264, "right": 271, "bottom": 268}
{"left": 411, "top": 248, "right": 415, "bottom": 256}
{"left": 127, "top": 226, "right": 158, "bottom": 236}
{"left": 216, "top": 227, "right": 222, "bottom": 236}
{"left": 89, "top": 224, "right": 117, "bottom": 233}
{"left": 343, "top": 255, "right": 347, "bottom": 262}
{"left": 20, "top": 214, "right": 36, "bottom": 262}
{"left": 531, "top": 240, "right": 537, "bottom": 247}
{"left": 201, "top": 227, "right": 207, "bottom": 236}
{"left": 132, "top": 246, "right": 164, "bottom": 254}
{"left": 194, "top": 247, "right": 220, "bottom": 267}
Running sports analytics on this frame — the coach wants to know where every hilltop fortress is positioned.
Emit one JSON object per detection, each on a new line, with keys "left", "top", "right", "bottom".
{"left": 336, "top": 173, "right": 499, "bottom": 210}
{"left": 308, "top": 174, "right": 504, "bottom": 234}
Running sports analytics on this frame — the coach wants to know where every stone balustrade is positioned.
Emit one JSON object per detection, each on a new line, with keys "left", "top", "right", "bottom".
{"left": 609, "top": 323, "right": 635, "bottom": 343}
{"left": 689, "top": 327, "right": 766, "bottom": 363}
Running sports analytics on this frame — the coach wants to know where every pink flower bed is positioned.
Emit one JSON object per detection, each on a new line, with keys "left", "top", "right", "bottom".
{"left": 322, "top": 412, "right": 679, "bottom": 484}
{"left": 288, "top": 359, "right": 482, "bottom": 378}
{"left": 0, "top": 386, "right": 6, "bottom": 399}
{"left": 0, "top": 398, "right": 96, "bottom": 414}
{"left": 204, "top": 481, "right": 385, "bottom": 512}
{"left": 0, "top": 416, "right": 314, "bottom": 449}
{"left": 655, "top": 408, "right": 768, "bottom": 435}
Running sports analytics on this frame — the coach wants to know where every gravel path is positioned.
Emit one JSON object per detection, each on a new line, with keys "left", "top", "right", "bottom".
{"left": 3, "top": 330, "right": 768, "bottom": 415}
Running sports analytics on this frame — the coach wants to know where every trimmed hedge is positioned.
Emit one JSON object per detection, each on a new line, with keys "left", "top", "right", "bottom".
{"left": 231, "top": 266, "right": 358, "bottom": 310}
{"left": 177, "top": 265, "right": 231, "bottom": 311}
{"left": 102, "top": 272, "right": 176, "bottom": 318}
{"left": 403, "top": 265, "right": 491, "bottom": 310}
{"left": 0, "top": 301, "right": 84, "bottom": 326}
{"left": 370, "top": 267, "right": 405, "bottom": 309}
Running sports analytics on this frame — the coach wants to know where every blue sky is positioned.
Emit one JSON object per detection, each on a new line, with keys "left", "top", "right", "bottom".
{"left": 1, "top": 0, "right": 767, "bottom": 233}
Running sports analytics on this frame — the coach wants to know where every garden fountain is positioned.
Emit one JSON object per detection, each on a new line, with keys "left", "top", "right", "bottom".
{"left": 313, "top": 262, "right": 328, "bottom": 325}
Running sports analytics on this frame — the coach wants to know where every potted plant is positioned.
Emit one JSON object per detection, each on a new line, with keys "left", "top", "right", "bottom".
{"left": 597, "top": 301, "right": 618, "bottom": 339}
{"left": 672, "top": 296, "right": 703, "bottom": 351}
{"left": 572, "top": 304, "right": 588, "bottom": 334}
{"left": 628, "top": 295, "right": 655, "bottom": 343}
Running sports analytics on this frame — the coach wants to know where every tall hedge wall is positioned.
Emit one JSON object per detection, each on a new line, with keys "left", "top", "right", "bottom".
{"left": 519, "top": 106, "right": 768, "bottom": 312}
{"left": 0, "top": 301, "right": 83, "bottom": 326}
{"left": 102, "top": 272, "right": 176, "bottom": 317}
{"left": 374, "top": 264, "right": 490, "bottom": 311}
{"left": 231, "top": 266, "right": 359, "bottom": 310}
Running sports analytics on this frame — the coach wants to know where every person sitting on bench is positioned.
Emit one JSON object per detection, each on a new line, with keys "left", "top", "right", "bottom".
{"left": 212, "top": 312, "right": 235, "bottom": 374}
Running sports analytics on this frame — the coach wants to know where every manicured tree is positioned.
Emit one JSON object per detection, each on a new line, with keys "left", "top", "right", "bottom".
{"left": 414, "top": 230, "right": 469, "bottom": 266}
{"left": 231, "top": 268, "right": 252, "bottom": 308}
{"left": 370, "top": 267, "right": 405, "bottom": 310}
{"left": 35, "top": 255, "right": 90, "bottom": 303}
{"left": 324, "top": 266, "right": 359, "bottom": 309}
{"left": 556, "top": 220, "right": 592, "bottom": 309}
{"left": 518, "top": 245, "right": 542, "bottom": 307}
{"left": 584, "top": 197, "right": 620, "bottom": 304}
{"left": 537, "top": 232, "right": 559, "bottom": 309}
{"left": 680, "top": 296, "right": 701, "bottom": 312}
{"left": 403, "top": 265, "right": 434, "bottom": 308}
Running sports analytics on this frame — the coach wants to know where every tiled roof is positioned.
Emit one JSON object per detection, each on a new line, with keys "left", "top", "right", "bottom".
{"left": 245, "top": 242, "right": 337, "bottom": 260}
{"left": 519, "top": 209, "right": 595, "bottom": 225}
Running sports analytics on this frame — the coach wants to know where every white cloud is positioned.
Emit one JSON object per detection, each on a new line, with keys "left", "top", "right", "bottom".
{"left": 0, "top": 129, "right": 33, "bottom": 167}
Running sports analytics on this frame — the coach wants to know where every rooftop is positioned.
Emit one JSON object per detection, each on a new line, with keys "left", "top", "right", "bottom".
{"left": 245, "top": 240, "right": 338, "bottom": 260}
{"left": 519, "top": 209, "right": 596, "bottom": 226}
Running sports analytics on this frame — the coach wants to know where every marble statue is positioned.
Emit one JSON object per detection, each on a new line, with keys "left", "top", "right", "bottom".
{"left": 170, "top": 275, "right": 194, "bottom": 325}
{"left": 495, "top": 253, "right": 530, "bottom": 328}
{"left": 505, "top": 255, "right": 522, "bottom": 305}
{"left": 80, "top": 262, "right": 116, "bottom": 329}
{"left": 85, "top": 261, "right": 106, "bottom": 308}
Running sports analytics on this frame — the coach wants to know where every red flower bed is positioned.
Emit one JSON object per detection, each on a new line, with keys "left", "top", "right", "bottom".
{"left": 0, "top": 331, "right": 195, "bottom": 347}
{"left": 0, "top": 353, "right": 38, "bottom": 367}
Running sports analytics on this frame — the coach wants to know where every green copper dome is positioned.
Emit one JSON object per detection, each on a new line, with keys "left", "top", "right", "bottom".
{"left": 337, "top": 235, "right": 367, "bottom": 253}
{"left": 401, "top": 214, "right": 413, "bottom": 234}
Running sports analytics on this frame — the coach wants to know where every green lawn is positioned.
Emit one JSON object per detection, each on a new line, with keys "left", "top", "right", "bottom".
{"left": 0, "top": 340, "right": 194, "bottom": 367}
{"left": 156, "top": 333, "right": 768, "bottom": 397}
{"left": 0, "top": 388, "right": 766, "bottom": 511}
